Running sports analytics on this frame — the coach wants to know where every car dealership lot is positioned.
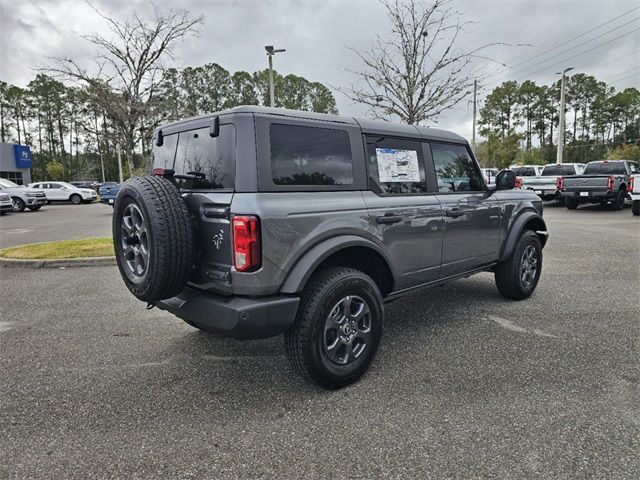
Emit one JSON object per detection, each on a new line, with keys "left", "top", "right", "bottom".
{"left": 0, "top": 204, "right": 638, "bottom": 478}
{"left": 0, "top": 202, "right": 112, "bottom": 249}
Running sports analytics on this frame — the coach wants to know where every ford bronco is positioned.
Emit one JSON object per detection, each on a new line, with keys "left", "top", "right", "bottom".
{"left": 112, "top": 106, "right": 548, "bottom": 389}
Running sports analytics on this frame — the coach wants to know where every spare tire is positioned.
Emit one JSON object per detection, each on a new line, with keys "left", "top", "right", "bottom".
{"left": 113, "top": 176, "right": 194, "bottom": 303}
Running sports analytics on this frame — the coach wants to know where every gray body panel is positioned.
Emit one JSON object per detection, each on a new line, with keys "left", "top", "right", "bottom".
{"left": 148, "top": 106, "right": 547, "bottom": 338}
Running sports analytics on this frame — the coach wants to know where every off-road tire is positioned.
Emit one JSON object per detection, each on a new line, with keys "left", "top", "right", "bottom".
{"left": 11, "top": 197, "right": 25, "bottom": 212}
{"left": 632, "top": 200, "right": 640, "bottom": 216}
{"left": 495, "top": 230, "right": 542, "bottom": 300}
{"left": 70, "top": 194, "right": 82, "bottom": 205}
{"left": 565, "top": 197, "right": 579, "bottom": 210}
{"left": 28, "top": 205, "right": 42, "bottom": 211}
{"left": 284, "top": 267, "right": 383, "bottom": 389}
{"left": 113, "top": 176, "right": 194, "bottom": 303}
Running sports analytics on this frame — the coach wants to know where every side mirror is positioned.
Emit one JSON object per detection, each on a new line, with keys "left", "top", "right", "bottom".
{"left": 496, "top": 170, "right": 516, "bottom": 190}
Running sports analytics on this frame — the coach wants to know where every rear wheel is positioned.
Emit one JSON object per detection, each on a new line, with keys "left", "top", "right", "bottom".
{"left": 565, "top": 197, "right": 579, "bottom": 210}
{"left": 632, "top": 200, "right": 640, "bottom": 216}
{"left": 285, "top": 267, "right": 383, "bottom": 389}
{"left": 70, "top": 194, "right": 82, "bottom": 205}
{"left": 495, "top": 230, "right": 542, "bottom": 300}
{"left": 611, "top": 189, "right": 625, "bottom": 210}
{"left": 11, "top": 197, "right": 25, "bottom": 212}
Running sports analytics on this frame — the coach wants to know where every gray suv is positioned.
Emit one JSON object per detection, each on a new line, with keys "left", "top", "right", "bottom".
{"left": 113, "top": 106, "right": 548, "bottom": 388}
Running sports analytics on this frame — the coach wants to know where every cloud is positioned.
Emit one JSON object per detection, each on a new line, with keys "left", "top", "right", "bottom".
{"left": 0, "top": 0, "right": 638, "bottom": 140}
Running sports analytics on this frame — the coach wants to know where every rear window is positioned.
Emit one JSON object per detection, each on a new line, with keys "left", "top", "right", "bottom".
{"left": 542, "top": 164, "right": 581, "bottom": 176}
{"left": 584, "top": 162, "right": 627, "bottom": 175}
{"left": 270, "top": 124, "right": 353, "bottom": 186}
{"left": 152, "top": 123, "right": 236, "bottom": 190}
{"left": 512, "top": 167, "right": 537, "bottom": 176}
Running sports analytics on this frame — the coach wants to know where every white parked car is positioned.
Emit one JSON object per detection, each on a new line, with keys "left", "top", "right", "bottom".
{"left": 0, "top": 192, "right": 12, "bottom": 215}
{"left": 629, "top": 174, "right": 640, "bottom": 216}
{"left": 481, "top": 168, "right": 499, "bottom": 185}
{"left": 0, "top": 178, "right": 47, "bottom": 212}
{"left": 29, "top": 181, "right": 97, "bottom": 205}
{"left": 517, "top": 163, "right": 586, "bottom": 201}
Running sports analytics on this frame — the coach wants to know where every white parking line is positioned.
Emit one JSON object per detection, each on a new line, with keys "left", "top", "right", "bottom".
{"left": 0, "top": 321, "right": 14, "bottom": 333}
{"left": 488, "top": 315, "right": 557, "bottom": 338}
{"left": 0, "top": 229, "right": 34, "bottom": 234}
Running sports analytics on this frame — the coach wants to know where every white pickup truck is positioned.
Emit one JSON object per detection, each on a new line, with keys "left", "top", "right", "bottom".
{"left": 629, "top": 174, "right": 640, "bottom": 215}
{"left": 515, "top": 163, "right": 586, "bottom": 201}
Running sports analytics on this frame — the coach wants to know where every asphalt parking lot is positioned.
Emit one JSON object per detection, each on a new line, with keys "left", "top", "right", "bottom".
{"left": 0, "top": 202, "right": 112, "bottom": 249}
{"left": 1, "top": 203, "right": 638, "bottom": 478}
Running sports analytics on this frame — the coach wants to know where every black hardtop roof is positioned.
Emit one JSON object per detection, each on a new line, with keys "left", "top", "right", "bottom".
{"left": 156, "top": 105, "right": 467, "bottom": 144}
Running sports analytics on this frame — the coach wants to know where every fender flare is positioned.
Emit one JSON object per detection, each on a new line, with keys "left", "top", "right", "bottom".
{"left": 499, "top": 211, "right": 548, "bottom": 262}
{"left": 280, "top": 235, "right": 395, "bottom": 294}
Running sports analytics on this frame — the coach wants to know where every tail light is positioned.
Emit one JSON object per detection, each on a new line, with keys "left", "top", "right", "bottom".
{"left": 607, "top": 176, "right": 615, "bottom": 191}
{"left": 232, "top": 215, "right": 261, "bottom": 272}
{"left": 556, "top": 177, "right": 564, "bottom": 191}
{"left": 628, "top": 177, "right": 634, "bottom": 192}
{"left": 514, "top": 177, "right": 522, "bottom": 189}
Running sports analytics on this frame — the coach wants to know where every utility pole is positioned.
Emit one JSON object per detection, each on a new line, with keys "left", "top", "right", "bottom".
{"left": 556, "top": 67, "right": 574, "bottom": 164}
{"left": 265, "top": 45, "right": 286, "bottom": 107}
{"left": 117, "top": 143, "right": 124, "bottom": 184}
{"left": 472, "top": 79, "right": 477, "bottom": 151}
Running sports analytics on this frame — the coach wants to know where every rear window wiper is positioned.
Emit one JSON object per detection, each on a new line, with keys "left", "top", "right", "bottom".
{"left": 173, "top": 171, "right": 206, "bottom": 180}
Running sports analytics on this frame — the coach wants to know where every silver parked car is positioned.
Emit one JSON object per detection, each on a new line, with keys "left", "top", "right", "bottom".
{"left": 0, "top": 178, "right": 47, "bottom": 212}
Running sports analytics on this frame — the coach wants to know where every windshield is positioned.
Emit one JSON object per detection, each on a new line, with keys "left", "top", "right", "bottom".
{"left": 0, "top": 178, "right": 20, "bottom": 188}
{"left": 584, "top": 162, "right": 627, "bottom": 175}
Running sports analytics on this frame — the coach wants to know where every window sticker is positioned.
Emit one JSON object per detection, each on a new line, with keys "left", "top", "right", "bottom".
{"left": 375, "top": 148, "right": 421, "bottom": 183}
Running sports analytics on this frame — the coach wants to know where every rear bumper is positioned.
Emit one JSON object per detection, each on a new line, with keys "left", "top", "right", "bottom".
{"left": 157, "top": 287, "right": 300, "bottom": 340}
{"left": 0, "top": 203, "right": 12, "bottom": 212}
{"left": 560, "top": 190, "right": 614, "bottom": 201}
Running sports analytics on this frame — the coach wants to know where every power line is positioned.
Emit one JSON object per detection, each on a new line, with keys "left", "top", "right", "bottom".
{"left": 481, "top": 6, "right": 640, "bottom": 83}
{"left": 609, "top": 72, "right": 640, "bottom": 85}
{"left": 601, "top": 66, "right": 640, "bottom": 82}
{"left": 485, "top": 19, "right": 640, "bottom": 87}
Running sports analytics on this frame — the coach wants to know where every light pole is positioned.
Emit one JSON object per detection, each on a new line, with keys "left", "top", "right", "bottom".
{"left": 265, "top": 45, "right": 286, "bottom": 107}
{"left": 556, "top": 67, "right": 574, "bottom": 164}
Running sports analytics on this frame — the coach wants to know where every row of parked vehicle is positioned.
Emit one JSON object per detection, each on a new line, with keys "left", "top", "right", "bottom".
{"left": 0, "top": 178, "right": 121, "bottom": 214}
{"left": 511, "top": 159, "right": 640, "bottom": 215}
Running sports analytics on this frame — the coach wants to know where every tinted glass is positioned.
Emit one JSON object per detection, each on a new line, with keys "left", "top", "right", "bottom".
{"left": 542, "top": 164, "right": 581, "bottom": 176}
{"left": 172, "top": 125, "right": 236, "bottom": 189}
{"left": 431, "top": 143, "right": 483, "bottom": 192}
{"left": 365, "top": 136, "right": 427, "bottom": 194}
{"left": 584, "top": 162, "right": 627, "bottom": 175}
{"left": 628, "top": 162, "right": 639, "bottom": 174}
{"left": 512, "top": 167, "right": 537, "bottom": 176}
{"left": 270, "top": 124, "right": 353, "bottom": 186}
{"left": 151, "top": 133, "right": 179, "bottom": 170}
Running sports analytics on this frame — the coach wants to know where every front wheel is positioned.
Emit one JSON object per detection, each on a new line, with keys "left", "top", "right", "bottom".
{"left": 495, "top": 230, "right": 543, "bottom": 300}
{"left": 70, "top": 194, "right": 83, "bottom": 205}
{"left": 11, "top": 197, "right": 25, "bottom": 212}
{"left": 632, "top": 200, "right": 640, "bottom": 216}
{"left": 28, "top": 205, "right": 42, "bottom": 211}
{"left": 285, "top": 267, "right": 383, "bottom": 389}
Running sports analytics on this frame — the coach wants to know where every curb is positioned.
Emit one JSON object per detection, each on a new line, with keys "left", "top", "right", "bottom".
{"left": 0, "top": 256, "right": 116, "bottom": 269}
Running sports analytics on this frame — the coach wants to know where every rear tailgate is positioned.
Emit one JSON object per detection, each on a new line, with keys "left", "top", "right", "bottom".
{"left": 563, "top": 175, "right": 609, "bottom": 192}
{"left": 184, "top": 192, "right": 234, "bottom": 295}
{"left": 521, "top": 176, "right": 556, "bottom": 191}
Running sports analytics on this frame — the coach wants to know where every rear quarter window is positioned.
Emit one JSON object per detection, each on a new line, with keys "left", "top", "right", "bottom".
{"left": 269, "top": 124, "right": 353, "bottom": 186}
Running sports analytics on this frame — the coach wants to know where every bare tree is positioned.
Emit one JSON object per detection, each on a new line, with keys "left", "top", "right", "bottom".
{"left": 47, "top": 1, "right": 204, "bottom": 171}
{"left": 341, "top": 0, "right": 505, "bottom": 125}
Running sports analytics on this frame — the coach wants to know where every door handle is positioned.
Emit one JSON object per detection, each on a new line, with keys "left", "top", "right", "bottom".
{"left": 376, "top": 214, "right": 402, "bottom": 225}
{"left": 445, "top": 208, "right": 465, "bottom": 218}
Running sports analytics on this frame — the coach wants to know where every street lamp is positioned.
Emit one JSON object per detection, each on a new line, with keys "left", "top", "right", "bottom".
{"left": 556, "top": 67, "right": 574, "bottom": 164}
{"left": 265, "top": 45, "right": 286, "bottom": 107}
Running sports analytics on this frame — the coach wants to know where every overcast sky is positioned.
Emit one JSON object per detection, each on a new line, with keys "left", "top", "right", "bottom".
{"left": 1, "top": 0, "right": 638, "bottom": 140}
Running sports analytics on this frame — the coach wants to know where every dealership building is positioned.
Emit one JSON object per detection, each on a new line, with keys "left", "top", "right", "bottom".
{"left": 0, "top": 142, "right": 33, "bottom": 185}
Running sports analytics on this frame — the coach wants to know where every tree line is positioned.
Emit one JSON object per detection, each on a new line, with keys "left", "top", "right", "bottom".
{"left": 0, "top": 66, "right": 337, "bottom": 183}
{"left": 476, "top": 74, "right": 640, "bottom": 169}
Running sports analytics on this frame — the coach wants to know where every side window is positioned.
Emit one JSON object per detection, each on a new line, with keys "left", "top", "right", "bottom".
{"left": 365, "top": 136, "right": 427, "bottom": 194}
{"left": 50, "top": 183, "right": 62, "bottom": 189}
{"left": 270, "top": 124, "right": 353, "bottom": 186}
{"left": 431, "top": 143, "right": 483, "bottom": 192}
{"left": 628, "top": 162, "right": 639, "bottom": 174}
